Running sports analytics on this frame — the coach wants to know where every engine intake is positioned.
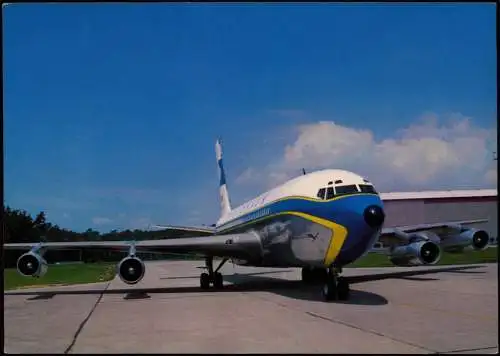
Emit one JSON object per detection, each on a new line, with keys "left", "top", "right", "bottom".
{"left": 17, "top": 252, "right": 48, "bottom": 278}
{"left": 117, "top": 256, "right": 145, "bottom": 284}
{"left": 442, "top": 228, "right": 490, "bottom": 253}
{"left": 389, "top": 241, "right": 441, "bottom": 267}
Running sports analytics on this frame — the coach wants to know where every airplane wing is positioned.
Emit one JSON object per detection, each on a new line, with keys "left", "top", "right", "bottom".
{"left": 377, "top": 219, "right": 488, "bottom": 247}
{"left": 5, "top": 232, "right": 264, "bottom": 285}
{"left": 151, "top": 224, "right": 215, "bottom": 236}
{"left": 3, "top": 232, "right": 260, "bottom": 260}
{"left": 370, "top": 219, "right": 490, "bottom": 267}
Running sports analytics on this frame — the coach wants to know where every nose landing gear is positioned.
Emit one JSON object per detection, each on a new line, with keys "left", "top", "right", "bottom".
{"left": 301, "top": 265, "right": 350, "bottom": 301}
{"left": 199, "top": 256, "right": 226, "bottom": 290}
{"left": 322, "top": 266, "right": 350, "bottom": 301}
{"left": 301, "top": 266, "right": 327, "bottom": 284}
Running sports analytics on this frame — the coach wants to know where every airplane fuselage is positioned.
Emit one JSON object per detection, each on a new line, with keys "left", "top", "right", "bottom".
{"left": 213, "top": 169, "right": 385, "bottom": 269}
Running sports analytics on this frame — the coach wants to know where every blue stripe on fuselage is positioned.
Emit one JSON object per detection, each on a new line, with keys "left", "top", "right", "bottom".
{"left": 217, "top": 193, "right": 382, "bottom": 233}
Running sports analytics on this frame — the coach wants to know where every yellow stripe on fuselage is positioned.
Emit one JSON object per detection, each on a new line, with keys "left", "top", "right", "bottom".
{"left": 284, "top": 211, "right": 348, "bottom": 267}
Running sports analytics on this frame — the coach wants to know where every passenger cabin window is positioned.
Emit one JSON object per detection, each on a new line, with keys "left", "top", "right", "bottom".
{"left": 335, "top": 185, "right": 359, "bottom": 196}
{"left": 359, "top": 184, "right": 377, "bottom": 194}
{"left": 326, "top": 187, "right": 335, "bottom": 199}
{"left": 317, "top": 188, "right": 326, "bottom": 199}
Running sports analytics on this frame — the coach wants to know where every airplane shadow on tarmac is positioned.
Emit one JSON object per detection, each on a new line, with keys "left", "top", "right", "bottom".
{"left": 6, "top": 265, "right": 485, "bottom": 306}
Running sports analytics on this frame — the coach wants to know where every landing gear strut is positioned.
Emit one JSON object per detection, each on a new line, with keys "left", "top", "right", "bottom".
{"left": 322, "top": 266, "right": 350, "bottom": 301}
{"left": 199, "top": 256, "right": 227, "bottom": 290}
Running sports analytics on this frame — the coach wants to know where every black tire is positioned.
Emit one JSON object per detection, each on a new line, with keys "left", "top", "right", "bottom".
{"left": 200, "top": 272, "right": 211, "bottom": 289}
{"left": 322, "top": 279, "right": 338, "bottom": 301}
{"left": 214, "top": 272, "right": 223, "bottom": 289}
{"left": 337, "top": 277, "right": 350, "bottom": 301}
{"left": 315, "top": 268, "right": 328, "bottom": 283}
{"left": 301, "top": 267, "right": 312, "bottom": 284}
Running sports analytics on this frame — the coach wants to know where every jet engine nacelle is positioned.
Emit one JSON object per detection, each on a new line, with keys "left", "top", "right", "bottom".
{"left": 441, "top": 228, "right": 490, "bottom": 253}
{"left": 17, "top": 251, "right": 48, "bottom": 278}
{"left": 389, "top": 241, "right": 441, "bottom": 267}
{"left": 117, "top": 256, "right": 145, "bottom": 284}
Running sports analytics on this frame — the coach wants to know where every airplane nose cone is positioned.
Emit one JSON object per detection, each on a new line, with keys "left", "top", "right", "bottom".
{"left": 363, "top": 205, "right": 385, "bottom": 228}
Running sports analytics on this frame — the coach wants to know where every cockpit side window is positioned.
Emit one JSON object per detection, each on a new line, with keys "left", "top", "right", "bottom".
{"left": 359, "top": 184, "right": 377, "bottom": 194}
{"left": 335, "top": 185, "right": 359, "bottom": 196}
{"left": 317, "top": 188, "right": 326, "bottom": 200}
{"left": 326, "top": 187, "right": 335, "bottom": 199}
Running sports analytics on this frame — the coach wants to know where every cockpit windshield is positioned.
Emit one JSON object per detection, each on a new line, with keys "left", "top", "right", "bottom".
{"left": 335, "top": 185, "right": 358, "bottom": 196}
{"left": 315, "top": 182, "right": 377, "bottom": 200}
{"left": 326, "top": 187, "right": 335, "bottom": 199}
{"left": 359, "top": 184, "right": 377, "bottom": 194}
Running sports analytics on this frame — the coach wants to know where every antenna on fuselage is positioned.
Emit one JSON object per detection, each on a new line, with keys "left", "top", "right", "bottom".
{"left": 302, "top": 168, "right": 307, "bottom": 175}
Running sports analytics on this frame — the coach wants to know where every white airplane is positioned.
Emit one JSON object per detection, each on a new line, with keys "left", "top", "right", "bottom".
{"left": 4, "top": 140, "right": 490, "bottom": 301}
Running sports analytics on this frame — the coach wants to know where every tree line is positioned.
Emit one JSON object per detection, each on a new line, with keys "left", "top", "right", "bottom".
{"left": 3, "top": 206, "right": 202, "bottom": 268}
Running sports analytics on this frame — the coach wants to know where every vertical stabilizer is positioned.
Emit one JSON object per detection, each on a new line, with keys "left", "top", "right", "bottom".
{"left": 215, "top": 138, "right": 232, "bottom": 218}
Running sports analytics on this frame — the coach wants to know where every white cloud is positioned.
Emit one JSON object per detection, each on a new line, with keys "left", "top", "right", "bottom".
{"left": 236, "top": 112, "right": 497, "bottom": 193}
{"left": 92, "top": 217, "right": 113, "bottom": 226}
{"left": 234, "top": 167, "right": 261, "bottom": 185}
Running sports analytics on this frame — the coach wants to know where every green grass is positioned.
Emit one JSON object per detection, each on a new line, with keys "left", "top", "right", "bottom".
{"left": 348, "top": 246, "right": 498, "bottom": 268}
{"left": 4, "top": 262, "right": 116, "bottom": 290}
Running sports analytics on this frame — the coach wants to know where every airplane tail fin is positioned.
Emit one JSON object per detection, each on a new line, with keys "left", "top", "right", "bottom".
{"left": 215, "top": 138, "right": 232, "bottom": 218}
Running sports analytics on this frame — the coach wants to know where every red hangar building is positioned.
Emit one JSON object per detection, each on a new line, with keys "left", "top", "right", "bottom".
{"left": 374, "top": 189, "right": 498, "bottom": 248}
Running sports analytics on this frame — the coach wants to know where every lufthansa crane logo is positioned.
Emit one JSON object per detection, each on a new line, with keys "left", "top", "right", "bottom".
{"left": 299, "top": 232, "right": 319, "bottom": 240}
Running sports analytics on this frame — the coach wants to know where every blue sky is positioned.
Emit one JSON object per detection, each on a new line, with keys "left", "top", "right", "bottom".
{"left": 4, "top": 3, "right": 496, "bottom": 232}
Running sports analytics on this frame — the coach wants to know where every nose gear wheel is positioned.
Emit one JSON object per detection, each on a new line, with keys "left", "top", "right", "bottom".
{"left": 321, "top": 266, "right": 350, "bottom": 301}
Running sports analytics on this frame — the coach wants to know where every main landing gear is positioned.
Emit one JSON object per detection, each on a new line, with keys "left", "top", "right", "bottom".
{"left": 301, "top": 266, "right": 350, "bottom": 301}
{"left": 200, "top": 256, "right": 227, "bottom": 290}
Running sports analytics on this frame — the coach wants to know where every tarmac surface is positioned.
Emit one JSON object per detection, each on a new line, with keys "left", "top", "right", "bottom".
{"left": 4, "top": 261, "right": 499, "bottom": 354}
